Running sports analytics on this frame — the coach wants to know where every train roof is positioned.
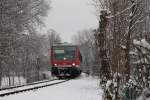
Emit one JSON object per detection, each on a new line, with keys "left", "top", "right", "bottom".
{"left": 52, "top": 43, "right": 77, "bottom": 47}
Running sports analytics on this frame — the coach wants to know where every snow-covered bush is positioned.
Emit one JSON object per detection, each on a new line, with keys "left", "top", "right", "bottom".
{"left": 130, "top": 39, "right": 150, "bottom": 99}
{"left": 137, "top": 88, "right": 150, "bottom": 100}
{"left": 121, "top": 79, "right": 137, "bottom": 100}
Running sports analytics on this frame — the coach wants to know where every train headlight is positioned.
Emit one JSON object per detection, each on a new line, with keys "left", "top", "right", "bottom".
{"left": 64, "top": 57, "right": 66, "bottom": 60}
{"left": 54, "top": 64, "right": 57, "bottom": 66}
{"left": 72, "top": 63, "right": 75, "bottom": 66}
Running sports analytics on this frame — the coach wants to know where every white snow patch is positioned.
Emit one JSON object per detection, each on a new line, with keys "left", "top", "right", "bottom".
{"left": 121, "top": 45, "right": 126, "bottom": 49}
{"left": 132, "top": 58, "right": 149, "bottom": 64}
{"left": 133, "top": 39, "right": 150, "bottom": 49}
{"left": 129, "top": 51, "right": 138, "bottom": 55}
{"left": 106, "top": 80, "right": 112, "bottom": 89}
{"left": 0, "top": 76, "right": 102, "bottom": 100}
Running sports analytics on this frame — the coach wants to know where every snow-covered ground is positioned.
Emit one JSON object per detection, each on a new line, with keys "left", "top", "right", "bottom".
{"left": 0, "top": 74, "right": 103, "bottom": 100}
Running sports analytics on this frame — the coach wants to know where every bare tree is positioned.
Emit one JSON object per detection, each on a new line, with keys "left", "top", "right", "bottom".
{"left": 0, "top": 0, "right": 50, "bottom": 86}
{"left": 93, "top": 0, "right": 150, "bottom": 99}
{"left": 73, "top": 29, "right": 98, "bottom": 75}
{"left": 47, "top": 29, "right": 61, "bottom": 47}
{"left": 47, "top": 29, "right": 61, "bottom": 67}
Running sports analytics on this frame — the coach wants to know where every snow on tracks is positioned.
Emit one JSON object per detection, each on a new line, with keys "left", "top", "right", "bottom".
{"left": 0, "top": 76, "right": 103, "bottom": 100}
{"left": 0, "top": 79, "right": 69, "bottom": 97}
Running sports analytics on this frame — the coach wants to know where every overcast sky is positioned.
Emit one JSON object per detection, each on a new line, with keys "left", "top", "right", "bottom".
{"left": 45, "top": 0, "right": 98, "bottom": 42}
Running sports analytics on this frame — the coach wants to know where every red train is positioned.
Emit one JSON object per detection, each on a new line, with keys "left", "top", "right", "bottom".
{"left": 51, "top": 43, "right": 82, "bottom": 78}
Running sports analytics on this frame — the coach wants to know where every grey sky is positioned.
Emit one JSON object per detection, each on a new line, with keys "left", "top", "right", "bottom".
{"left": 45, "top": 0, "right": 98, "bottom": 42}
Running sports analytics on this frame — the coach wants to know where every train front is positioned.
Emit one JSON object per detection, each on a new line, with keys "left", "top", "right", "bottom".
{"left": 51, "top": 45, "right": 82, "bottom": 78}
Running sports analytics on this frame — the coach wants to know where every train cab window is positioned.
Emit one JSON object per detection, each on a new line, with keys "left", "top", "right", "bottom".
{"left": 53, "top": 46, "right": 76, "bottom": 60}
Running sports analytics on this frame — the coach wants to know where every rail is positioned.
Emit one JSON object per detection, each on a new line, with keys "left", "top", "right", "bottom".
{"left": 0, "top": 79, "right": 69, "bottom": 97}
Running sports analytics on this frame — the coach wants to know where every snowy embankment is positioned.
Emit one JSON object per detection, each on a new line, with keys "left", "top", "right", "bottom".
{"left": 1, "top": 73, "right": 103, "bottom": 100}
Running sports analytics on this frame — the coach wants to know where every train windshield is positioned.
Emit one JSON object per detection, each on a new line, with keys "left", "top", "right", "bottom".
{"left": 53, "top": 46, "right": 76, "bottom": 60}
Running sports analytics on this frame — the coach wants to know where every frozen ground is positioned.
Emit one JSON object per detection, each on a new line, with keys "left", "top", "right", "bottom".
{"left": 0, "top": 74, "right": 103, "bottom": 100}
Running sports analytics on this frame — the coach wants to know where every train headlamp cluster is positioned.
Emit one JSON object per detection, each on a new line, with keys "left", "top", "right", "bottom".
{"left": 54, "top": 64, "right": 57, "bottom": 66}
{"left": 54, "top": 63, "right": 76, "bottom": 66}
{"left": 72, "top": 63, "right": 76, "bottom": 66}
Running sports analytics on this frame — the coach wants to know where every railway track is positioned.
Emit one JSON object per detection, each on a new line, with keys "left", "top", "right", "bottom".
{"left": 0, "top": 79, "right": 69, "bottom": 97}
{"left": 0, "top": 78, "right": 58, "bottom": 91}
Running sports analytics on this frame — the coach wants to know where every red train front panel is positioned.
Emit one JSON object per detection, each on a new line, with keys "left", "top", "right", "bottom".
{"left": 51, "top": 45, "right": 82, "bottom": 78}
